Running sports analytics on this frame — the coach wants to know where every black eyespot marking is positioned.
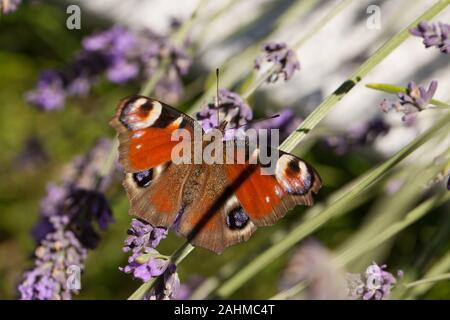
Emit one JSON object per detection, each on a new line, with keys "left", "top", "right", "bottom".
{"left": 288, "top": 159, "right": 300, "bottom": 173}
{"left": 133, "top": 169, "right": 154, "bottom": 188}
{"left": 119, "top": 97, "right": 153, "bottom": 128}
{"left": 226, "top": 207, "right": 249, "bottom": 230}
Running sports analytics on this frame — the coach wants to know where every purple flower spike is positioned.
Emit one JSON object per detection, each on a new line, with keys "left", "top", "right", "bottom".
{"left": 19, "top": 139, "right": 117, "bottom": 299}
{"left": 18, "top": 216, "right": 88, "bottom": 300}
{"left": 346, "top": 262, "right": 399, "bottom": 300}
{"left": 120, "top": 218, "right": 169, "bottom": 284}
{"left": 322, "top": 116, "right": 390, "bottom": 155}
{"left": 25, "top": 71, "right": 66, "bottom": 111}
{"left": 196, "top": 89, "right": 253, "bottom": 137}
{"left": 27, "top": 25, "right": 192, "bottom": 110}
{"left": 411, "top": 21, "right": 450, "bottom": 54}
{"left": 122, "top": 219, "right": 167, "bottom": 254}
{"left": 133, "top": 257, "right": 169, "bottom": 282}
{"left": 255, "top": 42, "right": 300, "bottom": 83}
{"left": 379, "top": 80, "right": 438, "bottom": 124}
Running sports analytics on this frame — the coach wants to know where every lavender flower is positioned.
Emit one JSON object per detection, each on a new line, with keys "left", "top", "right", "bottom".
{"left": 119, "top": 219, "right": 182, "bottom": 299}
{"left": 380, "top": 80, "right": 438, "bottom": 124}
{"left": 346, "top": 262, "right": 398, "bottom": 300}
{"left": 0, "top": 0, "right": 21, "bottom": 14}
{"left": 322, "top": 116, "right": 390, "bottom": 155}
{"left": 196, "top": 89, "right": 253, "bottom": 138}
{"left": 119, "top": 219, "right": 169, "bottom": 281}
{"left": 410, "top": 21, "right": 450, "bottom": 54}
{"left": 18, "top": 216, "right": 88, "bottom": 300}
{"left": 25, "top": 71, "right": 66, "bottom": 111}
{"left": 176, "top": 276, "right": 204, "bottom": 300}
{"left": 19, "top": 140, "right": 116, "bottom": 299}
{"left": 255, "top": 42, "right": 300, "bottom": 83}
{"left": 64, "top": 188, "right": 114, "bottom": 248}
{"left": 27, "top": 25, "right": 191, "bottom": 110}
{"left": 144, "top": 264, "right": 180, "bottom": 300}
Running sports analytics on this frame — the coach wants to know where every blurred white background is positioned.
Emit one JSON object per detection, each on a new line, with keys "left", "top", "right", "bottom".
{"left": 69, "top": 0, "right": 450, "bottom": 158}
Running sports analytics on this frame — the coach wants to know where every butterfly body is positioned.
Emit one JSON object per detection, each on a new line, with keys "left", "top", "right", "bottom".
{"left": 111, "top": 96, "right": 321, "bottom": 253}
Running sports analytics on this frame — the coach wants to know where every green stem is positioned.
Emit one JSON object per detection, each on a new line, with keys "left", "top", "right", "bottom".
{"left": 213, "top": 112, "right": 450, "bottom": 298}
{"left": 280, "top": 0, "right": 450, "bottom": 153}
{"left": 366, "top": 83, "right": 450, "bottom": 108}
{"left": 139, "top": 60, "right": 170, "bottom": 97}
{"left": 334, "top": 160, "right": 450, "bottom": 266}
{"left": 241, "top": 65, "right": 278, "bottom": 99}
{"left": 333, "top": 169, "right": 450, "bottom": 268}
{"left": 291, "top": 0, "right": 353, "bottom": 50}
{"left": 405, "top": 251, "right": 450, "bottom": 298}
{"left": 269, "top": 281, "right": 307, "bottom": 300}
{"left": 405, "top": 273, "right": 450, "bottom": 288}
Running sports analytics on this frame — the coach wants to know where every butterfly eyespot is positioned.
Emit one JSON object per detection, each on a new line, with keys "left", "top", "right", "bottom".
{"left": 287, "top": 159, "right": 300, "bottom": 173}
{"left": 120, "top": 97, "right": 162, "bottom": 130}
{"left": 133, "top": 169, "right": 154, "bottom": 188}
{"left": 226, "top": 207, "right": 249, "bottom": 230}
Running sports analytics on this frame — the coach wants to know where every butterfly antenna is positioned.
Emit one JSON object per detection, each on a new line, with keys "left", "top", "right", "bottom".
{"left": 226, "top": 114, "right": 280, "bottom": 131}
{"left": 215, "top": 68, "right": 220, "bottom": 127}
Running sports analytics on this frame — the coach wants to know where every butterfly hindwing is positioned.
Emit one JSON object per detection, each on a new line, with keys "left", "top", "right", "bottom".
{"left": 175, "top": 146, "right": 321, "bottom": 254}
{"left": 224, "top": 148, "right": 322, "bottom": 227}
{"left": 175, "top": 163, "right": 257, "bottom": 254}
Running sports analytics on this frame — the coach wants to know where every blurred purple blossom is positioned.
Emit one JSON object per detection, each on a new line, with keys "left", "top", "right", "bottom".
{"left": 255, "top": 42, "right": 300, "bottom": 83}
{"left": 322, "top": 116, "right": 390, "bottom": 155}
{"left": 0, "top": 0, "right": 21, "bottom": 14}
{"left": 25, "top": 71, "right": 66, "bottom": 111}
{"left": 176, "top": 275, "right": 204, "bottom": 300}
{"left": 346, "top": 262, "right": 398, "bottom": 300}
{"left": 19, "top": 140, "right": 116, "bottom": 299}
{"left": 27, "top": 25, "right": 191, "bottom": 110}
{"left": 33, "top": 139, "right": 116, "bottom": 245}
{"left": 64, "top": 188, "right": 114, "bottom": 248}
{"left": 18, "top": 216, "right": 87, "bottom": 300}
{"left": 16, "top": 137, "right": 48, "bottom": 170}
{"left": 380, "top": 81, "right": 438, "bottom": 124}
{"left": 410, "top": 21, "right": 450, "bottom": 54}
{"left": 196, "top": 89, "right": 253, "bottom": 139}
{"left": 384, "top": 179, "right": 404, "bottom": 195}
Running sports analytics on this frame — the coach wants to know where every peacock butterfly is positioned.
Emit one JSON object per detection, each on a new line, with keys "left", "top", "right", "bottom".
{"left": 110, "top": 96, "right": 321, "bottom": 254}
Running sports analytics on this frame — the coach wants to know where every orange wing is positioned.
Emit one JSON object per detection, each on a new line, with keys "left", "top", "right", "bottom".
{"left": 110, "top": 95, "right": 196, "bottom": 172}
{"left": 225, "top": 149, "right": 322, "bottom": 227}
{"left": 110, "top": 96, "right": 197, "bottom": 228}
